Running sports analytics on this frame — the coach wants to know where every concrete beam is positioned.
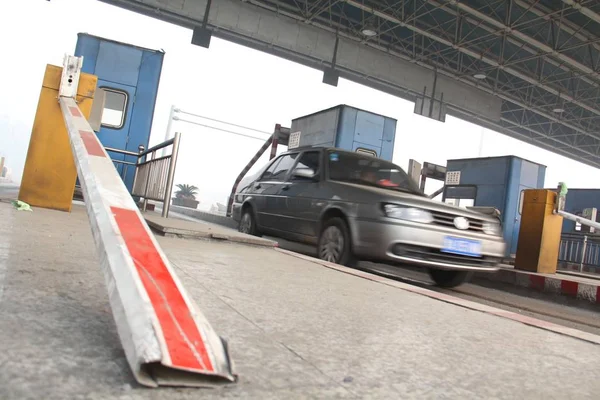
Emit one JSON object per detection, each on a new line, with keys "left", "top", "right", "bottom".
{"left": 97, "top": 0, "right": 502, "bottom": 122}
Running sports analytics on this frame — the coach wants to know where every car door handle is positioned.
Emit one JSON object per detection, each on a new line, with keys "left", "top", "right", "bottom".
{"left": 255, "top": 183, "right": 262, "bottom": 190}
{"left": 281, "top": 184, "right": 290, "bottom": 191}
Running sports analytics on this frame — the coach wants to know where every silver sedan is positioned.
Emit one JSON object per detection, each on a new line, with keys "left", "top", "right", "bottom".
{"left": 233, "top": 147, "right": 506, "bottom": 287}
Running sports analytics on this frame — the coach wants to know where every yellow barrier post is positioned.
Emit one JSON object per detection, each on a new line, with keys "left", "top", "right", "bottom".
{"left": 514, "top": 189, "right": 563, "bottom": 274}
{"left": 19, "top": 64, "right": 97, "bottom": 212}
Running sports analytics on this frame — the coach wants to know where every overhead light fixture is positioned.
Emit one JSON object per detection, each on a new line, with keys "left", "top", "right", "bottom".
{"left": 553, "top": 107, "right": 565, "bottom": 113}
{"left": 361, "top": 25, "right": 377, "bottom": 37}
{"left": 473, "top": 73, "right": 487, "bottom": 80}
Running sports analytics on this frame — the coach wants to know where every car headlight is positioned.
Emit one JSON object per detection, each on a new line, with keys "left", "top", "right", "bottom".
{"left": 483, "top": 221, "right": 502, "bottom": 235}
{"left": 383, "top": 204, "right": 434, "bottom": 224}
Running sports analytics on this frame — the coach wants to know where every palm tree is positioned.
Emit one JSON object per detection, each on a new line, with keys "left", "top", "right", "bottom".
{"left": 175, "top": 184, "right": 198, "bottom": 200}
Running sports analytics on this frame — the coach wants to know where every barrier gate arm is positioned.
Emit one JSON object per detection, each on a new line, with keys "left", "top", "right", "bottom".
{"left": 58, "top": 56, "right": 235, "bottom": 387}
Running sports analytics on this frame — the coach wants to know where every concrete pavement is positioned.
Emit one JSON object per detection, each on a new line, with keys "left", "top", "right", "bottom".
{"left": 2, "top": 202, "right": 600, "bottom": 399}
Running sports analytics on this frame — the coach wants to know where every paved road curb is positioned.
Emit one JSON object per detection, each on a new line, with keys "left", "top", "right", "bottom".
{"left": 472, "top": 268, "right": 600, "bottom": 306}
{"left": 145, "top": 216, "right": 277, "bottom": 248}
{"left": 278, "top": 249, "right": 600, "bottom": 346}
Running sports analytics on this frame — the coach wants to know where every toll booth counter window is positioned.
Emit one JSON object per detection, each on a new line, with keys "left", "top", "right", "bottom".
{"left": 444, "top": 186, "right": 476, "bottom": 208}
{"left": 101, "top": 88, "right": 128, "bottom": 129}
{"left": 327, "top": 151, "right": 422, "bottom": 195}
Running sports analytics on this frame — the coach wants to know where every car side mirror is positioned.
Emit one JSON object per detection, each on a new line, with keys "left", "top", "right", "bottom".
{"left": 292, "top": 168, "right": 317, "bottom": 180}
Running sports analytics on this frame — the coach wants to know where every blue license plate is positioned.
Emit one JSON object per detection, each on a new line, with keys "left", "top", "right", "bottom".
{"left": 442, "top": 237, "right": 482, "bottom": 257}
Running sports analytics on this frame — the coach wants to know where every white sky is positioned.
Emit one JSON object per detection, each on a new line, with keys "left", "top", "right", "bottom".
{"left": 1, "top": 0, "right": 598, "bottom": 210}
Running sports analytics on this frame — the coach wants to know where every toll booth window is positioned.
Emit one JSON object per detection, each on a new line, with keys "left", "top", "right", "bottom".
{"left": 101, "top": 88, "right": 127, "bottom": 129}
{"left": 261, "top": 154, "right": 298, "bottom": 181}
{"left": 356, "top": 148, "right": 377, "bottom": 157}
{"left": 518, "top": 190, "right": 524, "bottom": 214}
{"left": 444, "top": 186, "right": 476, "bottom": 208}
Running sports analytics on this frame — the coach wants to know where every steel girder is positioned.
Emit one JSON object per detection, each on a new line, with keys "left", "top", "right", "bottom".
{"left": 98, "top": 0, "right": 600, "bottom": 167}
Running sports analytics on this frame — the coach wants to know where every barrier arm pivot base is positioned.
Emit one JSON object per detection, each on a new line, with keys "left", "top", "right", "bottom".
{"left": 58, "top": 57, "right": 235, "bottom": 387}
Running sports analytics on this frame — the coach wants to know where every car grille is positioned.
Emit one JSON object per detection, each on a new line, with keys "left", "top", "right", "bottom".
{"left": 391, "top": 244, "right": 500, "bottom": 268}
{"left": 430, "top": 211, "right": 485, "bottom": 232}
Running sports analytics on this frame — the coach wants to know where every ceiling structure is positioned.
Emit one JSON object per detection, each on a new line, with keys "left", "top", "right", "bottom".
{"left": 99, "top": 0, "right": 600, "bottom": 167}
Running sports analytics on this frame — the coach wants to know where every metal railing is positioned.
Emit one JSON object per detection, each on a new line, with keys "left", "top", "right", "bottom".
{"left": 558, "top": 233, "right": 600, "bottom": 274}
{"left": 104, "top": 132, "right": 181, "bottom": 218}
{"left": 133, "top": 132, "right": 181, "bottom": 218}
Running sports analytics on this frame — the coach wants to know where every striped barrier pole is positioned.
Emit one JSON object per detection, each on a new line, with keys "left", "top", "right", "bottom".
{"left": 58, "top": 56, "right": 235, "bottom": 387}
{"left": 226, "top": 134, "right": 274, "bottom": 217}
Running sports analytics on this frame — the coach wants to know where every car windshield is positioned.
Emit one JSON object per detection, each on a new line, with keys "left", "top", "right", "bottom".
{"left": 327, "top": 150, "right": 423, "bottom": 195}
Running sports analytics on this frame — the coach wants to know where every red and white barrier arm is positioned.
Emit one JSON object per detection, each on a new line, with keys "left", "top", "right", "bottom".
{"left": 58, "top": 93, "right": 235, "bottom": 386}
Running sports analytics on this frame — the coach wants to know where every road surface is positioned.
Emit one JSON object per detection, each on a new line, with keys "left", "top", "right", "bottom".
{"left": 271, "top": 237, "right": 600, "bottom": 337}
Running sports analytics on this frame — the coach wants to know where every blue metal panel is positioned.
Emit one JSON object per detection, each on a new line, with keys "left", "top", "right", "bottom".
{"left": 75, "top": 34, "right": 100, "bottom": 74}
{"left": 353, "top": 110, "right": 385, "bottom": 147}
{"left": 380, "top": 117, "right": 396, "bottom": 161}
{"left": 447, "top": 157, "right": 510, "bottom": 186}
{"left": 291, "top": 106, "right": 339, "bottom": 148}
{"left": 95, "top": 41, "right": 143, "bottom": 87}
{"left": 473, "top": 185, "right": 507, "bottom": 212}
{"left": 504, "top": 158, "right": 522, "bottom": 256}
{"left": 537, "top": 165, "right": 546, "bottom": 188}
{"left": 336, "top": 106, "right": 357, "bottom": 150}
{"left": 121, "top": 50, "right": 165, "bottom": 191}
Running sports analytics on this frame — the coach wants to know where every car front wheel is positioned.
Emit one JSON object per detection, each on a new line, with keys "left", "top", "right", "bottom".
{"left": 318, "top": 217, "right": 356, "bottom": 267}
{"left": 239, "top": 207, "right": 261, "bottom": 236}
{"left": 428, "top": 269, "right": 472, "bottom": 288}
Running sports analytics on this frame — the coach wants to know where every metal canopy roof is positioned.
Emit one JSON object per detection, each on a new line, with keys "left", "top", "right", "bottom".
{"left": 248, "top": 0, "right": 600, "bottom": 166}
{"left": 98, "top": 0, "right": 600, "bottom": 167}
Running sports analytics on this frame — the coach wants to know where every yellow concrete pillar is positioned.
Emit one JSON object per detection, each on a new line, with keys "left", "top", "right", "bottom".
{"left": 19, "top": 65, "right": 97, "bottom": 212}
{"left": 515, "top": 189, "right": 563, "bottom": 274}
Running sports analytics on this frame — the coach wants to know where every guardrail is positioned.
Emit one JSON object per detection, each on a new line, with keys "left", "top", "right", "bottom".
{"left": 105, "top": 133, "right": 181, "bottom": 218}
{"left": 558, "top": 233, "right": 600, "bottom": 274}
{"left": 132, "top": 132, "right": 181, "bottom": 218}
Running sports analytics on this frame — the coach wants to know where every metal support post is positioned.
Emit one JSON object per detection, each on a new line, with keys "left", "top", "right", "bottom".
{"left": 142, "top": 150, "right": 155, "bottom": 212}
{"left": 162, "top": 132, "right": 181, "bottom": 218}
{"left": 270, "top": 125, "right": 280, "bottom": 160}
{"left": 580, "top": 235, "right": 588, "bottom": 272}
{"left": 162, "top": 105, "right": 177, "bottom": 157}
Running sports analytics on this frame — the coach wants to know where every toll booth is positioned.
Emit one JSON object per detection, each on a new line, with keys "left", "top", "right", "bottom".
{"left": 74, "top": 33, "right": 164, "bottom": 193}
{"left": 443, "top": 156, "right": 546, "bottom": 257}
{"left": 289, "top": 105, "right": 397, "bottom": 161}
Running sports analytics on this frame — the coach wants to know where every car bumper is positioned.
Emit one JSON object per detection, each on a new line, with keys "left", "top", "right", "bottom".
{"left": 349, "top": 218, "right": 506, "bottom": 272}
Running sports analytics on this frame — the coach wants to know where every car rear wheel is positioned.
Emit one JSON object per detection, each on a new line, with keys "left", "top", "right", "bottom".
{"left": 428, "top": 269, "right": 472, "bottom": 288}
{"left": 318, "top": 217, "right": 356, "bottom": 267}
{"left": 239, "top": 207, "right": 261, "bottom": 237}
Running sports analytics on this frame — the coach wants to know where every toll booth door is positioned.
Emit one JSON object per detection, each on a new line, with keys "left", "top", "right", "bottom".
{"left": 510, "top": 186, "right": 528, "bottom": 255}
{"left": 96, "top": 80, "right": 136, "bottom": 178}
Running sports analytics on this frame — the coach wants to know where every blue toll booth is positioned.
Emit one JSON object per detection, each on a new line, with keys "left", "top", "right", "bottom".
{"left": 443, "top": 156, "right": 546, "bottom": 258}
{"left": 74, "top": 33, "right": 164, "bottom": 193}
{"left": 289, "top": 105, "right": 397, "bottom": 161}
